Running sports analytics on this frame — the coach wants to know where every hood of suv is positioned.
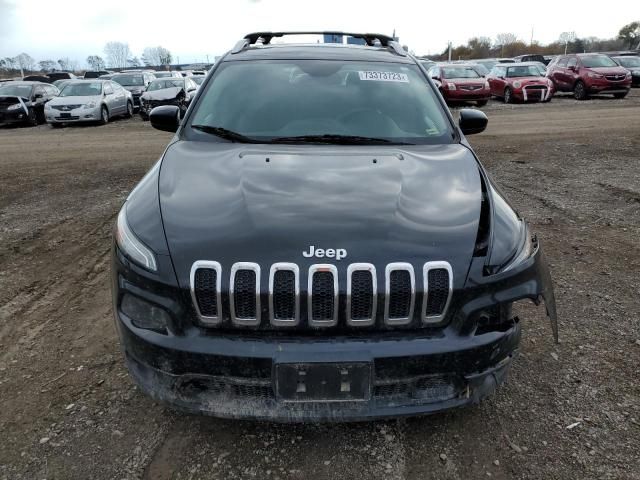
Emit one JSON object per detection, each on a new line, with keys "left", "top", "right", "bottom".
{"left": 159, "top": 142, "right": 483, "bottom": 289}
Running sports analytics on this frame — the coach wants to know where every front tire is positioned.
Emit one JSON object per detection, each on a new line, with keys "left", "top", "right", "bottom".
{"left": 27, "top": 108, "right": 38, "bottom": 126}
{"left": 503, "top": 87, "right": 512, "bottom": 104}
{"left": 125, "top": 101, "right": 133, "bottom": 118}
{"left": 99, "top": 106, "right": 109, "bottom": 125}
{"left": 613, "top": 92, "right": 628, "bottom": 99}
{"left": 573, "top": 81, "right": 588, "bottom": 100}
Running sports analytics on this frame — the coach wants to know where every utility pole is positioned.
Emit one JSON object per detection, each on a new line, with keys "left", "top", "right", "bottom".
{"left": 448, "top": 41, "right": 452, "bottom": 62}
{"left": 530, "top": 27, "right": 534, "bottom": 46}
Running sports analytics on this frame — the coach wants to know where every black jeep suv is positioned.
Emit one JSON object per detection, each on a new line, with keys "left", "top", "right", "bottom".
{"left": 112, "top": 32, "right": 557, "bottom": 421}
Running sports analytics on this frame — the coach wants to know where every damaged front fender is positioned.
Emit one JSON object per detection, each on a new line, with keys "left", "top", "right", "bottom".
{"left": 462, "top": 241, "right": 559, "bottom": 343}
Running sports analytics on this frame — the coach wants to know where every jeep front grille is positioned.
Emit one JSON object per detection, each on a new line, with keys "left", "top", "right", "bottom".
{"left": 189, "top": 261, "right": 452, "bottom": 329}
{"left": 346, "top": 263, "right": 376, "bottom": 326}
{"left": 190, "top": 261, "right": 222, "bottom": 325}
{"left": 422, "top": 262, "right": 453, "bottom": 323}
{"left": 230, "top": 263, "right": 260, "bottom": 326}
{"left": 308, "top": 265, "right": 338, "bottom": 326}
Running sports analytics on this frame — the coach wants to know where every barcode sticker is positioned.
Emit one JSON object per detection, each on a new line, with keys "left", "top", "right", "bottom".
{"left": 358, "top": 71, "right": 409, "bottom": 83}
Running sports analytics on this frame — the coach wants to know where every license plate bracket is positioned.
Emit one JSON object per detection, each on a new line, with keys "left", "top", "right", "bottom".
{"left": 60, "top": 112, "right": 71, "bottom": 118}
{"left": 275, "top": 362, "right": 372, "bottom": 403}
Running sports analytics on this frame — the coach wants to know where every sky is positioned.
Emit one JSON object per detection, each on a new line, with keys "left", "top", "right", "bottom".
{"left": 1, "top": 0, "right": 637, "bottom": 66}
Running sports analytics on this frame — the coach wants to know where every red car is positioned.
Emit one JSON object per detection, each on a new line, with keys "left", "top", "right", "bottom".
{"left": 547, "top": 54, "right": 631, "bottom": 100}
{"left": 428, "top": 64, "right": 490, "bottom": 106}
{"left": 486, "top": 63, "right": 554, "bottom": 103}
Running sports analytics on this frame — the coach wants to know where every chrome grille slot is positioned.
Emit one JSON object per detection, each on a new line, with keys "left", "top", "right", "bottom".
{"left": 384, "top": 263, "right": 415, "bottom": 325}
{"left": 269, "top": 263, "right": 299, "bottom": 326}
{"left": 347, "top": 263, "right": 376, "bottom": 326}
{"left": 308, "top": 264, "right": 338, "bottom": 327}
{"left": 190, "top": 261, "right": 222, "bottom": 325}
{"left": 230, "top": 263, "right": 260, "bottom": 326}
{"left": 422, "top": 261, "right": 453, "bottom": 324}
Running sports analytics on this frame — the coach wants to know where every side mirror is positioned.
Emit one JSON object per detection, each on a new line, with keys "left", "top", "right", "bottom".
{"left": 34, "top": 93, "right": 43, "bottom": 100}
{"left": 568, "top": 65, "right": 578, "bottom": 72}
{"left": 431, "top": 76, "right": 440, "bottom": 82}
{"left": 150, "top": 105, "right": 180, "bottom": 133}
{"left": 459, "top": 108, "right": 488, "bottom": 136}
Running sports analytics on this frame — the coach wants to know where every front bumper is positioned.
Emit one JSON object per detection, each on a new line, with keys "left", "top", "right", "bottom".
{"left": 112, "top": 242, "right": 556, "bottom": 422}
{"left": 46, "top": 105, "right": 101, "bottom": 123}
{"left": 585, "top": 78, "right": 631, "bottom": 94}
{"left": 0, "top": 108, "right": 29, "bottom": 125}
{"left": 443, "top": 89, "right": 491, "bottom": 102}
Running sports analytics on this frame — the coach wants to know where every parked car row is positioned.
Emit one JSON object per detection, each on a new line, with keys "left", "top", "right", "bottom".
{"left": 424, "top": 52, "right": 637, "bottom": 105}
{"left": 0, "top": 71, "right": 205, "bottom": 127}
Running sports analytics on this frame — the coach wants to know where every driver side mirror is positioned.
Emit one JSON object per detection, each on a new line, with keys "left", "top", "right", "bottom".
{"left": 150, "top": 105, "right": 180, "bottom": 133}
{"left": 34, "top": 93, "right": 43, "bottom": 100}
{"left": 459, "top": 109, "right": 488, "bottom": 136}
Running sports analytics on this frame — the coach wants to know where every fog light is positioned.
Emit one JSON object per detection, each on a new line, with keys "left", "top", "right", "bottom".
{"left": 121, "top": 294, "right": 169, "bottom": 331}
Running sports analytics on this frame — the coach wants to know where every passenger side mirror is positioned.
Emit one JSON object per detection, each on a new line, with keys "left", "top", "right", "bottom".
{"left": 568, "top": 65, "right": 578, "bottom": 72}
{"left": 150, "top": 105, "right": 180, "bottom": 133}
{"left": 34, "top": 93, "right": 43, "bottom": 99}
{"left": 459, "top": 109, "right": 488, "bottom": 136}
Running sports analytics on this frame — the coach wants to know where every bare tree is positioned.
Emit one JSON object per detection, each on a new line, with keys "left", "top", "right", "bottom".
{"left": 618, "top": 21, "right": 640, "bottom": 49}
{"left": 104, "top": 41, "right": 132, "bottom": 68}
{"left": 39, "top": 60, "right": 57, "bottom": 72}
{"left": 142, "top": 46, "right": 173, "bottom": 66}
{"left": 559, "top": 32, "right": 577, "bottom": 54}
{"left": 86, "top": 55, "right": 106, "bottom": 70}
{"left": 58, "top": 57, "right": 71, "bottom": 70}
{"left": 15, "top": 53, "right": 35, "bottom": 73}
{"left": 495, "top": 33, "right": 518, "bottom": 47}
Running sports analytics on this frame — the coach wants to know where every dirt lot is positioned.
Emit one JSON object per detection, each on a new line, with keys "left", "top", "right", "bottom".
{"left": 1, "top": 91, "right": 639, "bottom": 480}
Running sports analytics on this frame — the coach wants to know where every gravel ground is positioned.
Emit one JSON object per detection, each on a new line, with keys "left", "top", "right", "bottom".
{"left": 0, "top": 91, "right": 639, "bottom": 479}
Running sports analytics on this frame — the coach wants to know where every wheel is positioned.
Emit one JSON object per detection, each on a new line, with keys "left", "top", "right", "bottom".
{"left": 613, "top": 92, "right": 628, "bottom": 99}
{"left": 503, "top": 87, "right": 512, "bottom": 104}
{"left": 27, "top": 108, "right": 38, "bottom": 126}
{"left": 476, "top": 99, "right": 488, "bottom": 107}
{"left": 125, "top": 101, "right": 133, "bottom": 118}
{"left": 99, "top": 106, "right": 109, "bottom": 125}
{"left": 573, "top": 81, "right": 588, "bottom": 100}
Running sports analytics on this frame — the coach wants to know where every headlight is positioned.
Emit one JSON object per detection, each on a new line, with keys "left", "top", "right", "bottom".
{"left": 484, "top": 81, "right": 490, "bottom": 89}
{"left": 587, "top": 72, "right": 604, "bottom": 79}
{"left": 115, "top": 206, "right": 157, "bottom": 271}
{"left": 447, "top": 82, "right": 457, "bottom": 90}
{"left": 626, "top": 72, "right": 632, "bottom": 79}
{"left": 513, "top": 81, "right": 522, "bottom": 89}
{"left": 501, "top": 224, "right": 534, "bottom": 273}
{"left": 6, "top": 103, "right": 22, "bottom": 111}
{"left": 82, "top": 101, "right": 97, "bottom": 109}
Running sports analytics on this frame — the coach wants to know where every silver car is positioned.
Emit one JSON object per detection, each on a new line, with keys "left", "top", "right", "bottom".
{"left": 45, "top": 80, "right": 133, "bottom": 126}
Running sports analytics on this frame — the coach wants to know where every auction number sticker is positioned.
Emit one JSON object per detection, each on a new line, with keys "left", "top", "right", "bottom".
{"left": 358, "top": 71, "right": 409, "bottom": 83}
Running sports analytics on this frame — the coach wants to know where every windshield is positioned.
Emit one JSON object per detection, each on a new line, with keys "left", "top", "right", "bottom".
{"left": 60, "top": 82, "right": 102, "bottom": 96}
{"left": 581, "top": 55, "right": 618, "bottom": 68}
{"left": 153, "top": 72, "right": 174, "bottom": 78}
{"left": 470, "top": 64, "right": 489, "bottom": 76}
{"left": 617, "top": 57, "right": 640, "bottom": 67}
{"left": 506, "top": 65, "right": 542, "bottom": 77}
{"left": 442, "top": 67, "right": 480, "bottom": 79}
{"left": 0, "top": 85, "right": 33, "bottom": 98}
{"left": 188, "top": 60, "right": 452, "bottom": 145}
{"left": 112, "top": 75, "right": 144, "bottom": 86}
{"left": 147, "top": 79, "right": 184, "bottom": 91}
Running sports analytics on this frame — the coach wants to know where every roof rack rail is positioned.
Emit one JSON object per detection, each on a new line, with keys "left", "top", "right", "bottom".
{"left": 231, "top": 31, "right": 407, "bottom": 57}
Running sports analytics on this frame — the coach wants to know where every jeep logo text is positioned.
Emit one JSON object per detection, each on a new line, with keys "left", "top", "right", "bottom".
{"left": 302, "top": 245, "right": 347, "bottom": 261}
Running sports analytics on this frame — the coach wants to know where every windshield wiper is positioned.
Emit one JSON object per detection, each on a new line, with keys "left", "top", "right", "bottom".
{"left": 191, "top": 125, "right": 261, "bottom": 143}
{"left": 269, "top": 134, "right": 410, "bottom": 145}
